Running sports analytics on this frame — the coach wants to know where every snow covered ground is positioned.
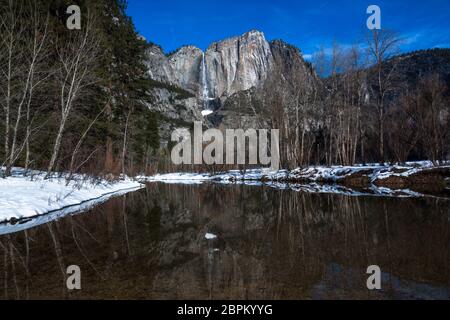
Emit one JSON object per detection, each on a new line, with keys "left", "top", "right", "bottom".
{"left": 143, "top": 161, "right": 449, "bottom": 183}
{"left": 201, "top": 109, "right": 214, "bottom": 116}
{"left": 140, "top": 161, "right": 450, "bottom": 198}
{"left": 0, "top": 167, "right": 143, "bottom": 223}
{"left": 137, "top": 172, "right": 211, "bottom": 184}
{"left": 0, "top": 162, "right": 446, "bottom": 233}
{"left": 281, "top": 161, "right": 449, "bottom": 183}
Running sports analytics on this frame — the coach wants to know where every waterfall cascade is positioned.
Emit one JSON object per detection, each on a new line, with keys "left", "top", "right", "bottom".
{"left": 201, "top": 52, "right": 209, "bottom": 101}
{"left": 201, "top": 52, "right": 213, "bottom": 116}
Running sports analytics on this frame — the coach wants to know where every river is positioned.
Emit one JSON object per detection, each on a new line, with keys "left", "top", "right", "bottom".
{"left": 0, "top": 182, "right": 449, "bottom": 299}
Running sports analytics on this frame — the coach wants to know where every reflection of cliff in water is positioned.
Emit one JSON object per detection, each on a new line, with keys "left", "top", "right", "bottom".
{"left": 0, "top": 183, "right": 449, "bottom": 299}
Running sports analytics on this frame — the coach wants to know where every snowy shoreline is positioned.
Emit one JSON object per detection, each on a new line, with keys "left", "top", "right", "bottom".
{"left": 0, "top": 168, "right": 144, "bottom": 224}
{"left": 140, "top": 161, "right": 450, "bottom": 198}
{"left": 1, "top": 161, "right": 448, "bottom": 226}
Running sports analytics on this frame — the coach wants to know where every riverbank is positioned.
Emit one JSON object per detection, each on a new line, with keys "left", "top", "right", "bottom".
{"left": 1, "top": 162, "right": 448, "bottom": 224}
{"left": 142, "top": 161, "right": 450, "bottom": 197}
{"left": 0, "top": 167, "right": 143, "bottom": 224}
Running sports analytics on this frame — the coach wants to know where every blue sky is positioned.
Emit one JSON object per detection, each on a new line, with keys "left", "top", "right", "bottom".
{"left": 126, "top": 0, "right": 450, "bottom": 58}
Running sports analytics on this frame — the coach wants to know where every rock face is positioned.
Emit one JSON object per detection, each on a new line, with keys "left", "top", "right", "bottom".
{"left": 146, "top": 30, "right": 277, "bottom": 101}
{"left": 145, "top": 44, "right": 175, "bottom": 84}
{"left": 145, "top": 86, "right": 202, "bottom": 147}
{"left": 366, "top": 48, "right": 450, "bottom": 102}
{"left": 209, "top": 39, "right": 319, "bottom": 129}
{"left": 144, "top": 30, "right": 314, "bottom": 135}
{"left": 269, "top": 39, "right": 313, "bottom": 80}
{"left": 204, "top": 30, "right": 273, "bottom": 99}
{"left": 168, "top": 46, "right": 203, "bottom": 94}
{"left": 144, "top": 45, "right": 203, "bottom": 145}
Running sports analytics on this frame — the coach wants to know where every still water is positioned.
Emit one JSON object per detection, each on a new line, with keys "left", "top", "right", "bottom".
{"left": 0, "top": 182, "right": 449, "bottom": 299}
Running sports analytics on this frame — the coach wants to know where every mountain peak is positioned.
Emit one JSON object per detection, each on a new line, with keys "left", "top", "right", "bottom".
{"left": 167, "top": 45, "right": 202, "bottom": 57}
{"left": 207, "top": 29, "right": 266, "bottom": 50}
{"left": 243, "top": 29, "right": 265, "bottom": 37}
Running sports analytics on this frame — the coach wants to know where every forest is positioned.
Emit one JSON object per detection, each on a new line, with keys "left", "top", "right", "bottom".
{"left": 0, "top": 0, "right": 160, "bottom": 178}
{"left": 258, "top": 41, "right": 450, "bottom": 169}
{"left": 0, "top": 0, "right": 449, "bottom": 179}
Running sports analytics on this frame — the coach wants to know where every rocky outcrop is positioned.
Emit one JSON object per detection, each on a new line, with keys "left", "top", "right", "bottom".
{"left": 209, "top": 38, "right": 318, "bottom": 128}
{"left": 145, "top": 86, "right": 202, "bottom": 146}
{"left": 144, "top": 45, "right": 204, "bottom": 144}
{"left": 204, "top": 30, "right": 273, "bottom": 98}
{"left": 365, "top": 48, "right": 450, "bottom": 103}
{"left": 168, "top": 46, "right": 203, "bottom": 94}
{"left": 144, "top": 30, "right": 315, "bottom": 130}
{"left": 145, "top": 30, "right": 278, "bottom": 101}
{"left": 269, "top": 39, "right": 315, "bottom": 81}
{"left": 145, "top": 44, "right": 175, "bottom": 84}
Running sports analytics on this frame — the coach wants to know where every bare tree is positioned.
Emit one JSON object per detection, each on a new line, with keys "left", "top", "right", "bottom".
{"left": 416, "top": 74, "right": 449, "bottom": 164}
{"left": 121, "top": 109, "right": 132, "bottom": 176}
{"left": 386, "top": 92, "right": 419, "bottom": 163}
{"left": 4, "top": 3, "right": 49, "bottom": 176}
{"left": 67, "top": 102, "right": 109, "bottom": 182}
{"left": 46, "top": 14, "right": 99, "bottom": 177}
{"left": 366, "top": 29, "right": 401, "bottom": 163}
{"left": 263, "top": 43, "right": 321, "bottom": 169}
{"left": 0, "top": 0, "right": 24, "bottom": 169}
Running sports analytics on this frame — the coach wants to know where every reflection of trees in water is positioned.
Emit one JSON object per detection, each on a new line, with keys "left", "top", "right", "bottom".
{"left": 0, "top": 184, "right": 449, "bottom": 299}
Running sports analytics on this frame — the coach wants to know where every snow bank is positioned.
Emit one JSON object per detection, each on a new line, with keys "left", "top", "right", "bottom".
{"left": 139, "top": 161, "right": 449, "bottom": 198}
{"left": 201, "top": 109, "right": 214, "bottom": 116}
{"left": 286, "top": 161, "right": 449, "bottom": 183}
{"left": 138, "top": 172, "right": 211, "bottom": 184}
{"left": 205, "top": 233, "right": 217, "bottom": 240}
{"left": 141, "top": 161, "right": 448, "bottom": 183}
{"left": 0, "top": 168, "right": 143, "bottom": 223}
{"left": 0, "top": 187, "right": 138, "bottom": 235}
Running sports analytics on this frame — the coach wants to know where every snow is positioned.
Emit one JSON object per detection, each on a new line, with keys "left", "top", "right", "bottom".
{"left": 140, "top": 161, "right": 449, "bottom": 198}
{"left": 201, "top": 109, "right": 214, "bottom": 116}
{"left": 0, "top": 187, "right": 137, "bottom": 235}
{"left": 139, "top": 172, "right": 211, "bottom": 184}
{"left": 0, "top": 168, "right": 143, "bottom": 223}
{"left": 280, "top": 161, "right": 449, "bottom": 183}
{"left": 205, "top": 233, "right": 217, "bottom": 240}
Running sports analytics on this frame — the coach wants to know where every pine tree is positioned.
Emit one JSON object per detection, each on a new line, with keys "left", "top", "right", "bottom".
{"left": 92, "top": 0, "right": 154, "bottom": 174}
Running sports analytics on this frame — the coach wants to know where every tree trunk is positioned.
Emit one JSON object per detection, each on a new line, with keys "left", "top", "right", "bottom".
{"left": 47, "top": 117, "right": 67, "bottom": 177}
{"left": 379, "top": 106, "right": 384, "bottom": 163}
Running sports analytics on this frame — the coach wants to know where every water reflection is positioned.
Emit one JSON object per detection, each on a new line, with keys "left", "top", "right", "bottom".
{"left": 0, "top": 183, "right": 449, "bottom": 299}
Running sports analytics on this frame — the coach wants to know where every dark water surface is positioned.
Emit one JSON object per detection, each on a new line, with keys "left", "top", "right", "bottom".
{"left": 0, "top": 182, "right": 449, "bottom": 299}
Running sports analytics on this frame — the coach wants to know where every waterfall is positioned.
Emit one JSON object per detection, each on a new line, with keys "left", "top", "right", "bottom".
{"left": 201, "top": 52, "right": 213, "bottom": 116}
{"left": 201, "top": 52, "right": 209, "bottom": 101}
